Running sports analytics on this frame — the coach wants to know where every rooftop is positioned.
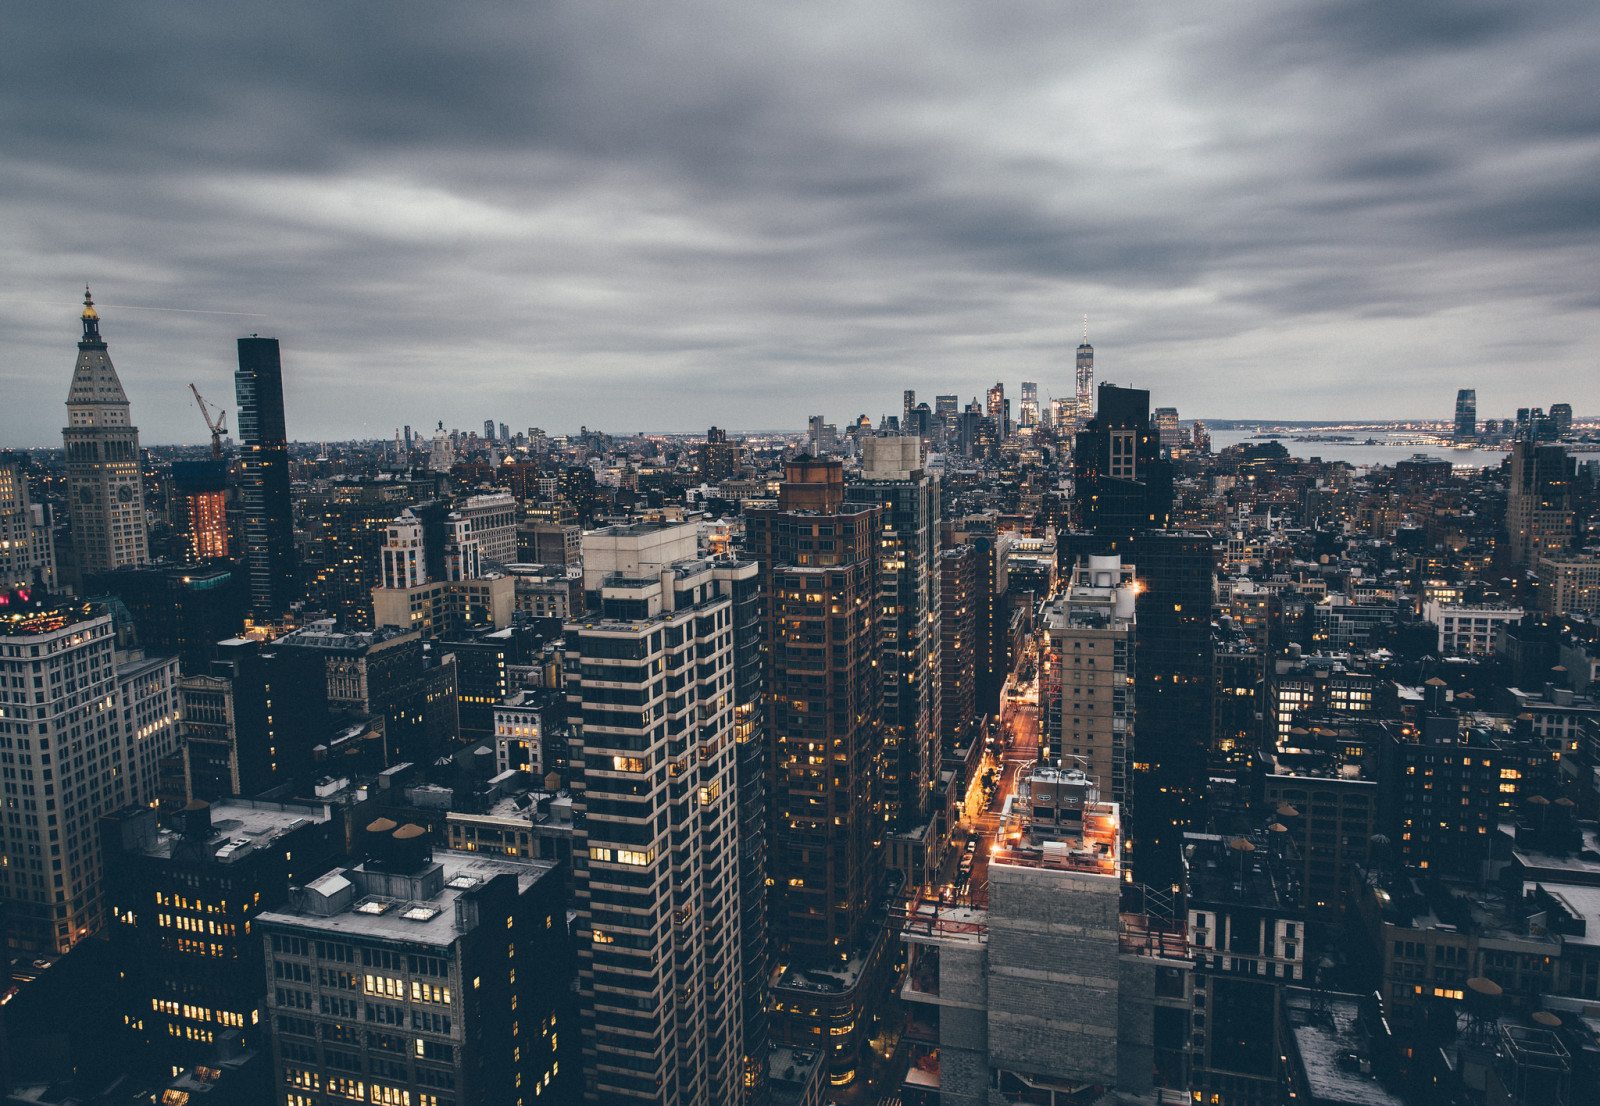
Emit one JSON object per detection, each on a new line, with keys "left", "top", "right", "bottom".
{"left": 259, "top": 848, "right": 559, "bottom": 946}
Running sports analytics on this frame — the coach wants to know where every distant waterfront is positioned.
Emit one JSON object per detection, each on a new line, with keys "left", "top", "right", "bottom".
{"left": 1205, "top": 428, "right": 1510, "bottom": 470}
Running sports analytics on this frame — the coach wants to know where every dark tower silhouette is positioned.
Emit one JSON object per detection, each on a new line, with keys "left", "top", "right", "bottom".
{"left": 235, "top": 337, "right": 295, "bottom": 618}
{"left": 1073, "top": 383, "right": 1210, "bottom": 888}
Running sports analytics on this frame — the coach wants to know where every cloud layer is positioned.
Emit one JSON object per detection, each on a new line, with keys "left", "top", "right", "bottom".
{"left": 3, "top": 1, "right": 1597, "bottom": 444}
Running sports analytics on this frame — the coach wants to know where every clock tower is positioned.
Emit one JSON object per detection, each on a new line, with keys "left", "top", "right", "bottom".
{"left": 63, "top": 287, "right": 149, "bottom": 578}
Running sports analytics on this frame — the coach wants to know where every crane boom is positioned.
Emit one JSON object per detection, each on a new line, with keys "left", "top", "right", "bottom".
{"left": 190, "top": 383, "right": 226, "bottom": 460}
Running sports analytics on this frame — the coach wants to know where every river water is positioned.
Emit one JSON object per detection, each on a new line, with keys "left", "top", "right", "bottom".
{"left": 1204, "top": 428, "right": 1509, "bottom": 471}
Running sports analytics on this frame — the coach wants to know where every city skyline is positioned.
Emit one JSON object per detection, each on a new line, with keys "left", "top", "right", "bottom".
{"left": 3, "top": 3, "right": 1599, "bottom": 445}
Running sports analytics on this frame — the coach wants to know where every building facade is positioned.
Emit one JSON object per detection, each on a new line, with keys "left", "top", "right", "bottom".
{"left": 235, "top": 337, "right": 296, "bottom": 618}
{"left": 63, "top": 289, "right": 149, "bottom": 578}
{"left": 564, "top": 522, "right": 751, "bottom": 1104}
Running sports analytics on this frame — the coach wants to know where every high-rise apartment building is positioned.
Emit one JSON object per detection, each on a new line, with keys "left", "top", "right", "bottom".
{"left": 563, "top": 522, "right": 752, "bottom": 1104}
{"left": 747, "top": 459, "right": 890, "bottom": 1088}
{"left": 845, "top": 437, "right": 940, "bottom": 834}
{"left": 235, "top": 337, "right": 295, "bottom": 618}
{"left": 1042, "top": 555, "right": 1137, "bottom": 810}
{"left": 697, "top": 426, "right": 739, "bottom": 483}
{"left": 0, "top": 596, "right": 178, "bottom": 952}
{"left": 1454, "top": 388, "right": 1477, "bottom": 441}
{"left": 0, "top": 457, "right": 57, "bottom": 592}
{"left": 938, "top": 545, "right": 978, "bottom": 762}
{"left": 259, "top": 839, "right": 576, "bottom": 1105}
{"left": 63, "top": 289, "right": 149, "bottom": 578}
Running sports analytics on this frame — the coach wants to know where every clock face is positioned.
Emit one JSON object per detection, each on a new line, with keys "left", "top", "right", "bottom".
{"left": 79, "top": 485, "right": 93, "bottom": 504}
{"left": 117, "top": 485, "right": 134, "bottom": 503}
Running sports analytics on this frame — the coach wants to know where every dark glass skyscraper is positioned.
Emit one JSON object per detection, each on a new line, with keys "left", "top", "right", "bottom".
{"left": 1073, "top": 383, "right": 1210, "bottom": 888}
{"left": 1454, "top": 388, "right": 1477, "bottom": 441}
{"left": 235, "top": 337, "right": 295, "bottom": 617}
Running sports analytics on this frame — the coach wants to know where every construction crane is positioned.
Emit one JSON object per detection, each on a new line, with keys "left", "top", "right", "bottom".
{"left": 189, "top": 383, "right": 228, "bottom": 460}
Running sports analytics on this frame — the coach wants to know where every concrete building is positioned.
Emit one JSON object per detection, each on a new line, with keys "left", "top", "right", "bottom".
{"left": 1041, "top": 554, "right": 1137, "bottom": 810}
{"left": 1422, "top": 601, "right": 1525, "bottom": 658}
{"left": 897, "top": 769, "right": 1192, "bottom": 1104}
{"left": 259, "top": 838, "right": 576, "bottom": 1105}
{"left": 1505, "top": 439, "right": 1576, "bottom": 569}
{"left": 0, "top": 597, "right": 178, "bottom": 952}
{"left": 100, "top": 798, "right": 341, "bottom": 1086}
{"left": 563, "top": 521, "right": 752, "bottom": 1104}
{"left": 372, "top": 507, "right": 514, "bottom": 638}
{"left": 62, "top": 289, "right": 149, "bottom": 578}
{"left": 1537, "top": 555, "right": 1600, "bottom": 617}
{"left": 457, "top": 492, "right": 517, "bottom": 567}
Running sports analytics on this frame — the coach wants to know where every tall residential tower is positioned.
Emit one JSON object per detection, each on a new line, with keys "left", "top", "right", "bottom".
{"left": 235, "top": 337, "right": 295, "bottom": 618}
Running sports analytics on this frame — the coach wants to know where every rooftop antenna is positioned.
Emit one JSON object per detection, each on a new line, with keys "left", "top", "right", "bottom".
{"left": 1083, "top": 314, "right": 1088, "bottom": 343}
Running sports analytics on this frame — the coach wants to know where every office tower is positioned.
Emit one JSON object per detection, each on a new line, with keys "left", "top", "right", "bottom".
{"left": 259, "top": 840, "right": 576, "bottom": 1105}
{"left": 457, "top": 491, "right": 517, "bottom": 566}
{"left": 1505, "top": 438, "right": 1576, "bottom": 568}
{"left": 1019, "top": 380, "right": 1039, "bottom": 430}
{"left": 747, "top": 459, "right": 889, "bottom": 1088}
{"left": 63, "top": 288, "right": 149, "bottom": 578}
{"left": 698, "top": 426, "right": 739, "bottom": 482}
{"left": 1072, "top": 383, "right": 1172, "bottom": 535}
{"left": 1042, "top": 555, "right": 1137, "bottom": 809}
{"left": 903, "top": 389, "right": 916, "bottom": 430}
{"left": 499, "top": 421, "right": 509, "bottom": 443}
{"left": 939, "top": 545, "right": 978, "bottom": 761}
{"left": 0, "top": 595, "right": 178, "bottom": 952}
{"left": 1550, "top": 402, "right": 1573, "bottom": 438}
{"left": 403, "top": 424, "right": 413, "bottom": 449}
{"left": 985, "top": 382, "right": 1008, "bottom": 441}
{"left": 101, "top": 798, "right": 341, "bottom": 1089}
{"left": 1072, "top": 384, "right": 1207, "bottom": 887}
{"left": 846, "top": 437, "right": 940, "bottom": 835}
{"left": 563, "top": 522, "right": 751, "bottom": 1104}
{"left": 235, "top": 337, "right": 295, "bottom": 618}
{"left": 1153, "top": 406, "right": 1182, "bottom": 453}
{"left": 181, "top": 638, "right": 330, "bottom": 801}
{"left": 1075, "top": 324, "right": 1095, "bottom": 429}
{"left": 0, "top": 457, "right": 57, "bottom": 591}
{"left": 170, "top": 458, "right": 230, "bottom": 561}
{"left": 1454, "top": 388, "right": 1477, "bottom": 441}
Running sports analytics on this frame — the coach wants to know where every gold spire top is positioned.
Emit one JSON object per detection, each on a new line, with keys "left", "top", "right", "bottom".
{"left": 81, "top": 285, "right": 97, "bottom": 321}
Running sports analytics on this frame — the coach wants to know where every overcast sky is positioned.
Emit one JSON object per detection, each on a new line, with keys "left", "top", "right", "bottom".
{"left": 3, "top": 2, "right": 1597, "bottom": 445}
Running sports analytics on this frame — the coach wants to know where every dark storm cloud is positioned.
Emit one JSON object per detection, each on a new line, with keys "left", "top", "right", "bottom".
{"left": 2, "top": 0, "right": 1598, "bottom": 444}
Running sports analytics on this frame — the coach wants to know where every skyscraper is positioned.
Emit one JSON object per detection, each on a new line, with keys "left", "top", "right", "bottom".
{"left": 63, "top": 288, "right": 149, "bottom": 578}
{"left": 1505, "top": 439, "right": 1576, "bottom": 569}
{"left": 1454, "top": 388, "right": 1477, "bottom": 440}
{"left": 846, "top": 437, "right": 940, "bottom": 836}
{"left": 235, "top": 337, "right": 295, "bottom": 617}
{"left": 747, "top": 459, "right": 890, "bottom": 1088}
{"left": 0, "top": 596, "right": 178, "bottom": 953}
{"left": 564, "top": 522, "right": 751, "bottom": 1104}
{"left": 1075, "top": 322, "right": 1095, "bottom": 429}
{"left": 1020, "top": 380, "right": 1039, "bottom": 429}
{"left": 986, "top": 382, "right": 1007, "bottom": 440}
{"left": 1153, "top": 406, "right": 1182, "bottom": 454}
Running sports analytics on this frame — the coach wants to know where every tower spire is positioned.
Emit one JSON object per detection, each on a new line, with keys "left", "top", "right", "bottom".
{"left": 81, "top": 285, "right": 101, "bottom": 343}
